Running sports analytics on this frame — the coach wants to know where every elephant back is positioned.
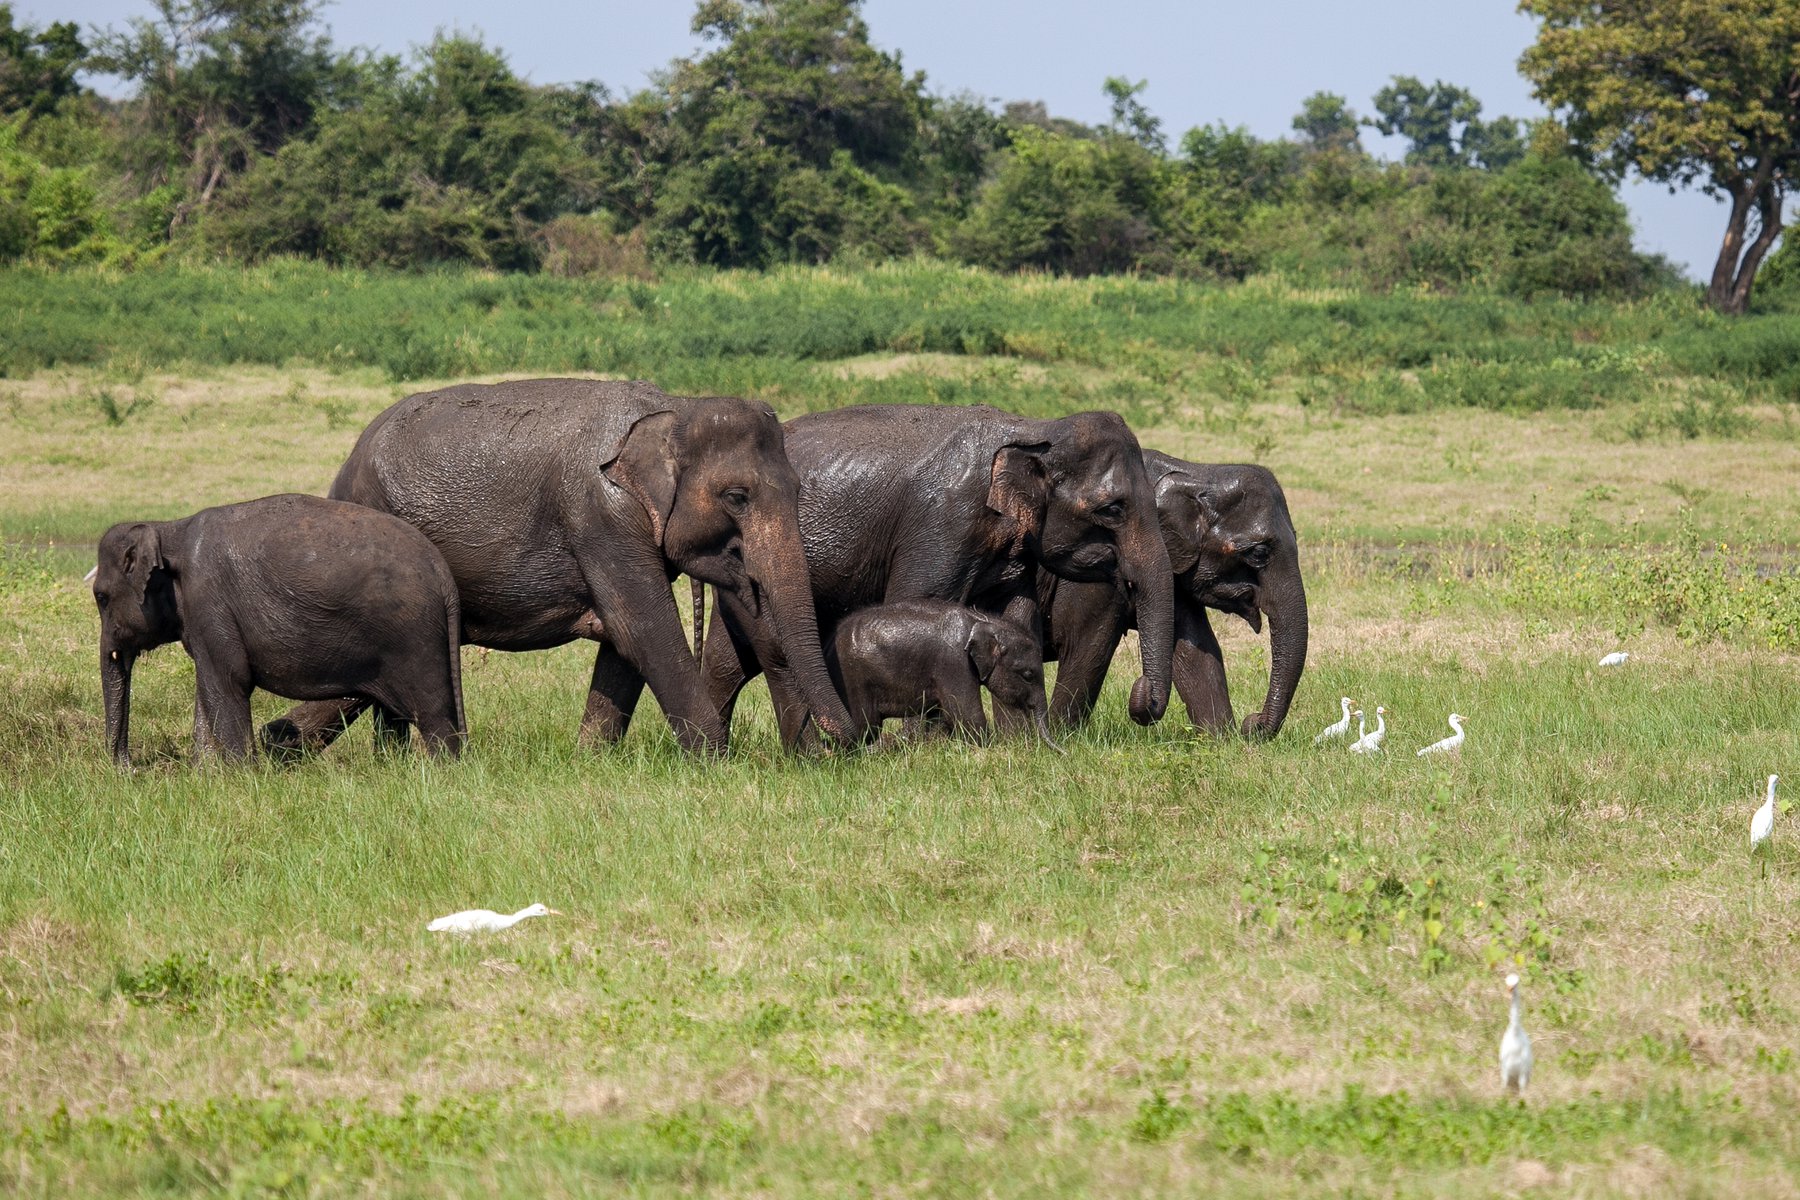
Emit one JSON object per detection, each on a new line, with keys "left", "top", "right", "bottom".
{"left": 332, "top": 379, "right": 680, "bottom": 511}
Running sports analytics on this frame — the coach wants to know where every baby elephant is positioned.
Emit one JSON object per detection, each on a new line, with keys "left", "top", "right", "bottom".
{"left": 826, "top": 600, "right": 1064, "bottom": 753}
{"left": 92, "top": 494, "right": 466, "bottom": 766}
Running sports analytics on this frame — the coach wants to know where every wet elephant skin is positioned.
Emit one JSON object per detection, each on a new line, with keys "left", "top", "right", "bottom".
{"left": 1039, "top": 456, "right": 1308, "bottom": 740}
{"left": 94, "top": 494, "right": 466, "bottom": 766}
{"left": 265, "top": 379, "right": 851, "bottom": 757}
{"left": 701, "top": 403, "right": 1175, "bottom": 749}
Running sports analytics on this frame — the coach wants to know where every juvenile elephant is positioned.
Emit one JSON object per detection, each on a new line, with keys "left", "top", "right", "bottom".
{"left": 826, "top": 600, "right": 1062, "bottom": 752}
{"left": 1040, "top": 457, "right": 1307, "bottom": 739}
{"left": 267, "top": 380, "right": 851, "bottom": 756}
{"left": 701, "top": 404, "right": 1174, "bottom": 748}
{"left": 93, "top": 494, "right": 466, "bottom": 766}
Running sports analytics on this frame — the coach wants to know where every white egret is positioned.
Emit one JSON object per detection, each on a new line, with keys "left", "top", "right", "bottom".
{"left": 1349, "top": 705, "right": 1386, "bottom": 754}
{"left": 1314, "top": 697, "right": 1355, "bottom": 744}
{"left": 1499, "top": 973, "right": 1533, "bottom": 1094}
{"left": 1597, "top": 651, "right": 1630, "bottom": 668}
{"left": 1416, "top": 713, "right": 1466, "bottom": 757}
{"left": 427, "top": 903, "right": 561, "bottom": 934}
{"left": 1751, "top": 774, "right": 1779, "bottom": 850}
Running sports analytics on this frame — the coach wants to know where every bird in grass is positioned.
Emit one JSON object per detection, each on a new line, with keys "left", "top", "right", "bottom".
{"left": 1349, "top": 705, "right": 1386, "bottom": 754}
{"left": 427, "top": 903, "right": 561, "bottom": 934}
{"left": 1416, "top": 713, "right": 1466, "bottom": 757}
{"left": 1597, "top": 651, "right": 1630, "bottom": 668}
{"left": 1751, "top": 774, "right": 1779, "bottom": 851}
{"left": 1499, "top": 973, "right": 1533, "bottom": 1095}
{"left": 1314, "top": 696, "right": 1355, "bottom": 744}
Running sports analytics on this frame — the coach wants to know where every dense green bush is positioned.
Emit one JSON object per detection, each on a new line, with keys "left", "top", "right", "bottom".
{"left": 0, "top": 0, "right": 1693, "bottom": 298}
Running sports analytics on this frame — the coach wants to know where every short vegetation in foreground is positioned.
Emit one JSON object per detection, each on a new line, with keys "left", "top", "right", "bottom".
{"left": 2, "top": 265, "right": 1799, "bottom": 1194}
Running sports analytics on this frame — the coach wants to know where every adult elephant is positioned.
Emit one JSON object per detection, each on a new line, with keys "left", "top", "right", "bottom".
{"left": 1040, "top": 457, "right": 1307, "bottom": 740}
{"left": 264, "top": 379, "right": 852, "bottom": 756}
{"left": 699, "top": 404, "right": 1175, "bottom": 748}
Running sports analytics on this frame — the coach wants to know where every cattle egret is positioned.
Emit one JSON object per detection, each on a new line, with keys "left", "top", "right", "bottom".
{"left": 1350, "top": 705, "right": 1386, "bottom": 754}
{"left": 1499, "top": 973, "right": 1533, "bottom": 1094}
{"left": 1417, "top": 713, "right": 1466, "bottom": 757}
{"left": 427, "top": 903, "right": 561, "bottom": 934}
{"left": 1752, "top": 774, "right": 1779, "bottom": 850}
{"left": 83, "top": 564, "right": 98, "bottom": 585}
{"left": 1597, "top": 651, "right": 1630, "bottom": 668}
{"left": 1314, "top": 696, "right": 1355, "bottom": 744}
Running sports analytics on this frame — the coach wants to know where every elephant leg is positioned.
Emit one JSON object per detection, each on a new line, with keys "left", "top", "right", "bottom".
{"left": 191, "top": 646, "right": 253, "bottom": 763}
{"left": 1046, "top": 580, "right": 1129, "bottom": 730}
{"left": 260, "top": 697, "right": 368, "bottom": 759}
{"left": 405, "top": 687, "right": 465, "bottom": 758}
{"left": 701, "top": 601, "right": 763, "bottom": 735}
{"left": 1174, "top": 600, "right": 1234, "bottom": 735}
{"left": 580, "top": 643, "right": 645, "bottom": 747}
{"left": 586, "top": 570, "right": 727, "bottom": 754}
{"left": 372, "top": 706, "right": 412, "bottom": 755}
{"left": 988, "top": 590, "right": 1041, "bottom": 738}
{"left": 938, "top": 679, "right": 991, "bottom": 745}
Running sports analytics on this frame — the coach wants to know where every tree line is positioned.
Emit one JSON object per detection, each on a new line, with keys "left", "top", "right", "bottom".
{"left": 1, "top": 0, "right": 1793, "bottom": 310}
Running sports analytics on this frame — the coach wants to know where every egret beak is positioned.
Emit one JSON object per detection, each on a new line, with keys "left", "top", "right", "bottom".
{"left": 546, "top": 908, "right": 564, "bottom": 916}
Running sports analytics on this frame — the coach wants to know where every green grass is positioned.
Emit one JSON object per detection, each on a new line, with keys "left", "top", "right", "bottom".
{"left": 5, "top": 260, "right": 1800, "bottom": 417}
{"left": 3, "top": 264, "right": 1800, "bottom": 1196}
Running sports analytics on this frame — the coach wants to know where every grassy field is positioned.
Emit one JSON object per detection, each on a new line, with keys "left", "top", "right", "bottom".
{"left": 2, "top": 265, "right": 1799, "bottom": 1196}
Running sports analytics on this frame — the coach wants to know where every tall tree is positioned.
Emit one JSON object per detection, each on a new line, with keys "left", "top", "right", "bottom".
{"left": 1103, "top": 76, "right": 1164, "bottom": 153}
{"left": 1519, "top": 0, "right": 1800, "bottom": 314}
{"left": 1368, "top": 75, "right": 1522, "bottom": 170}
{"left": 650, "top": 0, "right": 928, "bottom": 266}
{"left": 1292, "top": 91, "right": 1362, "bottom": 154}
{"left": 0, "top": 3, "right": 86, "bottom": 118}
{"left": 90, "top": 0, "right": 346, "bottom": 227}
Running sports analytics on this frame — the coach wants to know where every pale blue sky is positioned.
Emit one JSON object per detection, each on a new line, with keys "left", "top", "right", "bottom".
{"left": 31, "top": 0, "right": 1725, "bottom": 278}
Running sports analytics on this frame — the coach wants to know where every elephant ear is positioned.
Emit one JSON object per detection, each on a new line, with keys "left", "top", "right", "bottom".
{"left": 120, "top": 523, "right": 165, "bottom": 602}
{"left": 986, "top": 442, "right": 1051, "bottom": 538}
{"left": 1155, "top": 471, "right": 1212, "bottom": 575}
{"left": 602, "top": 409, "right": 680, "bottom": 548}
{"left": 965, "top": 619, "right": 1004, "bottom": 683}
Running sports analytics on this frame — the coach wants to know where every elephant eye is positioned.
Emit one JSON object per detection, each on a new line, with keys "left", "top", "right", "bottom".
{"left": 1093, "top": 500, "right": 1126, "bottom": 524}
{"left": 720, "top": 487, "right": 750, "bottom": 515}
{"left": 94, "top": 590, "right": 109, "bottom": 608}
{"left": 1244, "top": 542, "right": 1272, "bottom": 567}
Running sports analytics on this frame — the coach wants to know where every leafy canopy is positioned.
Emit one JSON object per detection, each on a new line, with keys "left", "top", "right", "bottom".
{"left": 0, "top": 3, "right": 86, "bottom": 118}
{"left": 1518, "top": 0, "right": 1800, "bottom": 195}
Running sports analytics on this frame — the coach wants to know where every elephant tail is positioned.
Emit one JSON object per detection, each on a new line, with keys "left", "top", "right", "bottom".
{"left": 690, "top": 575, "right": 705, "bottom": 659}
{"left": 446, "top": 588, "right": 468, "bottom": 744}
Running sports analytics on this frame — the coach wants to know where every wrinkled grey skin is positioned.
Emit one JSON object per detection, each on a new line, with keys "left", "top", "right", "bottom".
{"left": 826, "top": 600, "right": 1063, "bottom": 752}
{"left": 94, "top": 494, "right": 466, "bottom": 766}
{"left": 264, "top": 380, "right": 853, "bottom": 757}
{"left": 701, "top": 404, "right": 1175, "bottom": 750}
{"left": 1039, "top": 457, "right": 1308, "bottom": 739}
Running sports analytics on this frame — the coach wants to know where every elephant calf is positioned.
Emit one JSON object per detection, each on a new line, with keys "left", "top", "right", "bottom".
{"left": 826, "top": 600, "right": 1063, "bottom": 752}
{"left": 93, "top": 494, "right": 466, "bottom": 766}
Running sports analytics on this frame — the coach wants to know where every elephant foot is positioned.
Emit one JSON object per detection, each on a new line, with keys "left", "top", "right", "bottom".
{"left": 1240, "top": 712, "right": 1276, "bottom": 742}
{"left": 257, "top": 717, "right": 310, "bottom": 764}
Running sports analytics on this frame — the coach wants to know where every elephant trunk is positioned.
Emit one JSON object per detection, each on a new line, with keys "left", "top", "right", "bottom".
{"left": 1034, "top": 710, "right": 1067, "bottom": 756}
{"left": 1244, "top": 550, "right": 1308, "bottom": 740}
{"left": 101, "top": 643, "right": 133, "bottom": 767}
{"left": 1121, "top": 496, "right": 1175, "bottom": 725}
{"left": 747, "top": 516, "right": 854, "bottom": 745}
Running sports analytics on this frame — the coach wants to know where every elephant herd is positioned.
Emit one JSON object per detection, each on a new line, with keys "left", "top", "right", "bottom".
{"left": 91, "top": 378, "right": 1307, "bottom": 765}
